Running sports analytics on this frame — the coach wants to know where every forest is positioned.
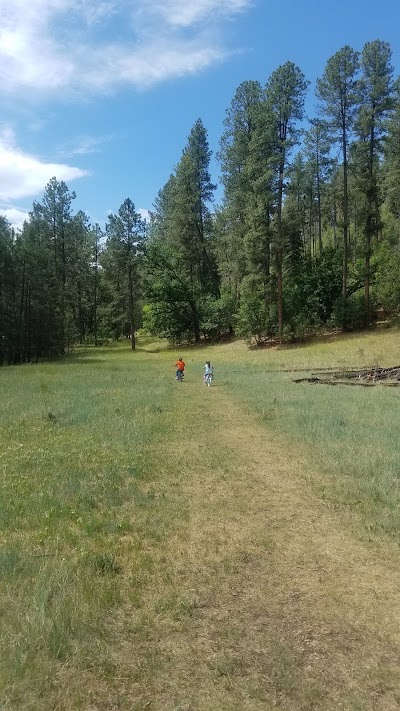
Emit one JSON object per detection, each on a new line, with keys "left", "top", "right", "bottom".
{"left": 1, "top": 40, "right": 400, "bottom": 364}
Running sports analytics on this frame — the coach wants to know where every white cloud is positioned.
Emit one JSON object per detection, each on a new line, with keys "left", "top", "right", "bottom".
{"left": 62, "top": 135, "right": 110, "bottom": 157}
{"left": 81, "top": 42, "right": 224, "bottom": 91}
{"left": 0, "top": 207, "right": 30, "bottom": 231}
{"left": 145, "top": 0, "right": 252, "bottom": 28}
{"left": 138, "top": 208, "right": 150, "bottom": 222}
{"left": 80, "top": 2, "right": 121, "bottom": 26}
{"left": 0, "top": 0, "right": 252, "bottom": 94}
{"left": 0, "top": 126, "right": 88, "bottom": 201}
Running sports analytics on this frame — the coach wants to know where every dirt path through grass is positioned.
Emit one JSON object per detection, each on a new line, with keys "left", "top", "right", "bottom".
{"left": 113, "top": 382, "right": 400, "bottom": 711}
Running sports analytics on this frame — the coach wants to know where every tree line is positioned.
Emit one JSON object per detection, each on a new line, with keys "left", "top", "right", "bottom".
{"left": 1, "top": 40, "right": 400, "bottom": 363}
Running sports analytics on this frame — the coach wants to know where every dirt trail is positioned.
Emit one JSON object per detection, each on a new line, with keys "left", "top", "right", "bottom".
{"left": 116, "top": 387, "right": 400, "bottom": 710}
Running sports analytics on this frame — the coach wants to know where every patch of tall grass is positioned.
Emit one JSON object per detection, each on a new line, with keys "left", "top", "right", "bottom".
{"left": 0, "top": 342, "right": 187, "bottom": 708}
{"left": 205, "top": 328, "right": 400, "bottom": 541}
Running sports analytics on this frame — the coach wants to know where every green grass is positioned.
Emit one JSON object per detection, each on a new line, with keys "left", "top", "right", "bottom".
{"left": 1, "top": 330, "right": 400, "bottom": 709}
{"left": 201, "top": 330, "right": 400, "bottom": 540}
{"left": 153, "top": 329, "right": 400, "bottom": 543}
{"left": 0, "top": 343, "right": 189, "bottom": 708}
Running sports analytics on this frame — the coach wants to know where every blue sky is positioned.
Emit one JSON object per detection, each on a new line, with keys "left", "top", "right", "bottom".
{"left": 1, "top": 0, "right": 400, "bottom": 230}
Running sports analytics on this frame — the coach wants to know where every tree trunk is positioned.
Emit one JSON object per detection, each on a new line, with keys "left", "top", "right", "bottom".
{"left": 342, "top": 126, "right": 348, "bottom": 329}
{"left": 316, "top": 152, "right": 323, "bottom": 254}
{"left": 94, "top": 231, "right": 98, "bottom": 346}
{"left": 277, "top": 248, "right": 283, "bottom": 342}
{"left": 333, "top": 200, "right": 337, "bottom": 248}
{"left": 264, "top": 208, "right": 271, "bottom": 306}
{"left": 128, "top": 264, "right": 135, "bottom": 351}
{"left": 193, "top": 312, "right": 201, "bottom": 343}
{"left": 277, "top": 149, "right": 285, "bottom": 343}
{"left": 354, "top": 205, "right": 357, "bottom": 267}
{"left": 365, "top": 122, "right": 375, "bottom": 327}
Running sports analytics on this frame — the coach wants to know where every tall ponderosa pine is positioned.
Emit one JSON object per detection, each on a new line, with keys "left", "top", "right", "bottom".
{"left": 145, "top": 175, "right": 193, "bottom": 341}
{"left": 356, "top": 40, "right": 394, "bottom": 324}
{"left": 173, "top": 120, "right": 217, "bottom": 301}
{"left": 91, "top": 224, "right": 102, "bottom": 346}
{"left": 385, "top": 80, "right": 400, "bottom": 222}
{"left": 145, "top": 120, "right": 217, "bottom": 342}
{"left": 104, "top": 199, "right": 146, "bottom": 350}
{"left": 244, "top": 95, "right": 276, "bottom": 306}
{"left": 218, "top": 81, "right": 264, "bottom": 306}
{"left": 31, "top": 177, "right": 78, "bottom": 350}
{"left": 65, "top": 210, "right": 94, "bottom": 346}
{"left": 266, "top": 62, "right": 309, "bottom": 341}
{"left": 303, "top": 120, "right": 332, "bottom": 255}
{"left": 0, "top": 217, "right": 16, "bottom": 364}
{"left": 316, "top": 46, "right": 360, "bottom": 324}
{"left": 18, "top": 215, "right": 63, "bottom": 360}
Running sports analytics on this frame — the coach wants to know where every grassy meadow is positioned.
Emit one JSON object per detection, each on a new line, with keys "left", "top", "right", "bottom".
{"left": 210, "top": 329, "right": 400, "bottom": 540}
{"left": 1, "top": 329, "right": 400, "bottom": 710}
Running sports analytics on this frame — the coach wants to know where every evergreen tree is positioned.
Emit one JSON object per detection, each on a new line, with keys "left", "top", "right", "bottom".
{"left": 173, "top": 119, "right": 217, "bottom": 300}
{"left": 21, "top": 215, "right": 64, "bottom": 360}
{"left": 355, "top": 40, "right": 394, "bottom": 324}
{"left": 244, "top": 96, "right": 276, "bottom": 311}
{"left": 31, "top": 177, "right": 78, "bottom": 350}
{"left": 0, "top": 217, "right": 16, "bottom": 364}
{"left": 385, "top": 80, "right": 400, "bottom": 223}
{"left": 303, "top": 120, "right": 332, "bottom": 254}
{"left": 145, "top": 120, "right": 218, "bottom": 342}
{"left": 104, "top": 199, "right": 146, "bottom": 350}
{"left": 65, "top": 210, "right": 93, "bottom": 347}
{"left": 316, "top": 46, "right": 360, "bottom": 325}
{"left": 91, "top": 224, "right": 103, "bottom": 346}
{"left": 218, "top": 81, "right": 264, "bottom": 307}
{"left": 265, "top": 61, "right": 309, "bottom": 341}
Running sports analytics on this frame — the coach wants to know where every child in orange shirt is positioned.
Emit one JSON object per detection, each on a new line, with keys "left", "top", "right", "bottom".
{"left": 175, "top": 357, "right": 185, "bottom": 380}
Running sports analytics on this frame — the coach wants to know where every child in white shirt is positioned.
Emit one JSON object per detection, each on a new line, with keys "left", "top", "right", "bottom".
{"left": 203, "top": 361, "right": 214, "bottom": 386}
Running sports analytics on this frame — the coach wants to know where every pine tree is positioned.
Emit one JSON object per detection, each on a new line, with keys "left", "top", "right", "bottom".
{"left": 65, "top": 210, "right": 93, "bottom": 347}
{"left": 104, "top": 199, "right": 146, "bottom": 350}
{"left": 385, "top": 80, "right": 400, "bottom": 223}
{"left": 0, "top": 217, "right": 16, "bottom": 364}
{"left": 218, "top": 81, "right": 264, "bottom": 307}
{"left": 91, "top": 224, "right": 103, "bottom": 346}
{"left": 266, "top": 61, "right": 309, "bottom": 341}
{"left": 303, "top": 120, "right": 332, "bottom": 255}
{"left": 355, "top": 40, "right": 394, "bottom": 324}
{"left": 173, "top": 119, "right": 218, "bottom": 302}
{"left": 244, "top": 96, "right": 276, "bottom": 307}
{"left": 31, "top": 177, "right": 77, "bottom": 350}
{"left": 316, "top": 46, "right": 360, "bottom": 325}
{"left": 145, "top": 120, "right": 218, "bottom": 342}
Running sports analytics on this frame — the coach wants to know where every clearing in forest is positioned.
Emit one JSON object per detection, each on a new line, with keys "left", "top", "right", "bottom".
{"left": 1, "top": 330, "right": 400, "bottom": 710}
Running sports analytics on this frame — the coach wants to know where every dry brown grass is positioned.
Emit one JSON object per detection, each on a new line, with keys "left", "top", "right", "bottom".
{"left": 98, "top": 387, "right": 400, "bottom": 711}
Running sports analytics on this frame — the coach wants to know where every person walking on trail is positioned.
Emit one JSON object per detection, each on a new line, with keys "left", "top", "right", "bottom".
{"left": 175, "top": 357, "right": 185, "bottom": 380}
{"left": 203, "top": 360, "right": 214, "bottom": 386}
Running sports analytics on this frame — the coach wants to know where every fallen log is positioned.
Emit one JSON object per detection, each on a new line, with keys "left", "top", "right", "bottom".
{"left": 294, "top": 365, "right": 400, "bottom": 387}
{"left": 293, "top": 377, "right": 376, "bottom": 386}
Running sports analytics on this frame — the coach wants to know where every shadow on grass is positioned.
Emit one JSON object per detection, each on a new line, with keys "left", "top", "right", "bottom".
{"left": 138, "top": 333, "right": 237, "bottom": 355}
{"left": 139, "top": 347, "right": 169, "bottom": 354}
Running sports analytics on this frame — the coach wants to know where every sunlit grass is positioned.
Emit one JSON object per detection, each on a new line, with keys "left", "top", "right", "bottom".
{"left": 0, "top": 342, "right": 188, "bottom": 708}
{"left": 190, "top": 326, "right": 400, "bottom": 370}
{"left": 205, "top": 331, "right": 400, "bottom": 540}
{"left": 142, "top": 330, "right": 400, "bottom": 539}
{"left": 2, "top": 329, "right": 400, "bottom": 709}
